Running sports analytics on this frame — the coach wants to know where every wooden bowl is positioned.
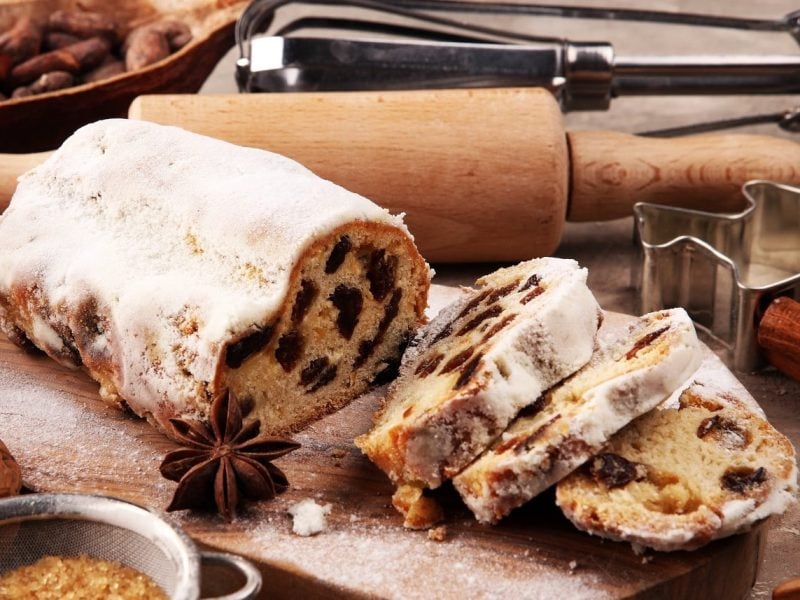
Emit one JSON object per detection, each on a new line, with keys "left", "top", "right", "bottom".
{"left": 0, "top": 0, "right": 247, "bottom": 152}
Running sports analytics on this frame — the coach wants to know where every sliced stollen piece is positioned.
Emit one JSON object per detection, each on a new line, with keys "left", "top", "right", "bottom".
{"left": 453, "top": 308, "right": 702, "bottom": 524}
{"left": 356, "top": 258, "right": 602, "bottom": 501}
{"left": 556, "top": 380, "right": 798, "bottom": 552}
{"left": 0, "top": 119, "right": 430, "bottom": 436}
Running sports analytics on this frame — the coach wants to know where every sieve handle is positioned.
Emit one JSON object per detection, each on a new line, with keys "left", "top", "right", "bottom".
{"left": 199, "top": 551, "right": 262, "bottom": 600}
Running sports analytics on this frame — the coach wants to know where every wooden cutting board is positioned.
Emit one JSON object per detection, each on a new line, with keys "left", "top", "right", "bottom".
{"left": 0, "top": 285, "right": 767, "bottom": 599}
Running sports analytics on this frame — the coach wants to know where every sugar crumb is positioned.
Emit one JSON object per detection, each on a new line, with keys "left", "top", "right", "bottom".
{"left": 568, "top": 560, "right": 578, "bottom": 573}
{"left": 288, "top": 499, "right": 332, "bottom": 537}
{"left": 630, "top": 543, "right": 646, "bottom": 556}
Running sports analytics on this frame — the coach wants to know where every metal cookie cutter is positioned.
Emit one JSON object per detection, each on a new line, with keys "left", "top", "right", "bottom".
{"left": 634, "top": 180, "right": 800, "bottom": 372}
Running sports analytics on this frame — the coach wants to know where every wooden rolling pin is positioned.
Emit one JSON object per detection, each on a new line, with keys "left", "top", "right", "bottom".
{"left": 3, "top": 88, "right": 800, "bottom": 263}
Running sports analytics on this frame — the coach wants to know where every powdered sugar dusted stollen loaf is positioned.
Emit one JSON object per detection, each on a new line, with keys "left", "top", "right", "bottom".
{"left": 453, "top": 308, "right": 702, "bottom": 524}
{"left": 356, "top": 258, "right": 602, "bottom": 501}
{"left": 0, "top": 119, "right": 430, "bottom": 435}
{"left": 556, "top": 380, "right": 798, "bottom": 552}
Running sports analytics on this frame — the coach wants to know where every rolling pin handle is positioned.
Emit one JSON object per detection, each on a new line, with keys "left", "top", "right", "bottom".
{"left": 567, "top": 131, "right": 800, "bottom": 221}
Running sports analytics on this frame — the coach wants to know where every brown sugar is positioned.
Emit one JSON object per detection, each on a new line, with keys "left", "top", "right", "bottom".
{"left": 0, "top": 555, "right": 168, "bottom": 599}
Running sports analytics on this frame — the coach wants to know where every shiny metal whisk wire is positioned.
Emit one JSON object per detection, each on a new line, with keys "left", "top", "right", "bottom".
{"left": 237, "top": 1, "right": 800, "bottom": 47}
{"left": 235, "top": 1, "right": 800, "bottom": 134}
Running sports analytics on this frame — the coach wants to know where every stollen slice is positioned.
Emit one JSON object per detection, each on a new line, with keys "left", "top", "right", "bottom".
{"left": 555, "top": 379, "right": 798, "bottom": 551}
{"left": 453, "top": 308, "right": 702, "bottom": 524}
{"left": 356, "top": 258, "right": 602, "bottom": 526}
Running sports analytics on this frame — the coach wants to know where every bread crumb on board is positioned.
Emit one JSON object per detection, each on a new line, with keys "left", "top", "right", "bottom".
{"left": 427, "top": 526, "right": 448, "bottom": 542}
{"left": 288, "top": 499, "right": 332, "bottom": 536}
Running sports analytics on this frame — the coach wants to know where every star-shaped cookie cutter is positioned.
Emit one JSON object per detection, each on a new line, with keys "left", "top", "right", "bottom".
{"left": 634, "top": 180, "right": 800, "bottom": 372}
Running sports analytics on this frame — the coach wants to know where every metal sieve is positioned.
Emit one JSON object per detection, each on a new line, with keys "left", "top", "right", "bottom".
{"left": 0, "top": 493, "right": 262, "bottom": 600}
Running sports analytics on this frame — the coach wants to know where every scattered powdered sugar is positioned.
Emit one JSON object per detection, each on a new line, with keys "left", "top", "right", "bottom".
{"left": 238, "top": 518, "right": 607, "bottom": 599}
{"left": 0, "top": 361, "right": 165, "bottom": 500}
{"left": 288, "top": 499, "right": 332, "bottom": 536}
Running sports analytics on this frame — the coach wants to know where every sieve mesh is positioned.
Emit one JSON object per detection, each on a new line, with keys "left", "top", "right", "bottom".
{"left": 0, "top": 518, "right": 177, "bottom": 597}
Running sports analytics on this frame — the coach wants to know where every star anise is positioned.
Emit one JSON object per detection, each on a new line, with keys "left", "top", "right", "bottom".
{"left": 159, "top": 390, "right": 300, "bottom": 521}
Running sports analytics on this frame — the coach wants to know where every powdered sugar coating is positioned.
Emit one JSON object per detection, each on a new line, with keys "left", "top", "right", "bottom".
{"left": 662, "top": 355, "right": 765, "bottom": 417}
{"left": 0, "top": 119, "right": 413, "bottom": 424}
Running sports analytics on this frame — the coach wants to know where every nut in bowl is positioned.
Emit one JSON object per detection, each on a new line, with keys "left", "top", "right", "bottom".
{"left": 0, "top": 0, "right": 246, "bottom": 152}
